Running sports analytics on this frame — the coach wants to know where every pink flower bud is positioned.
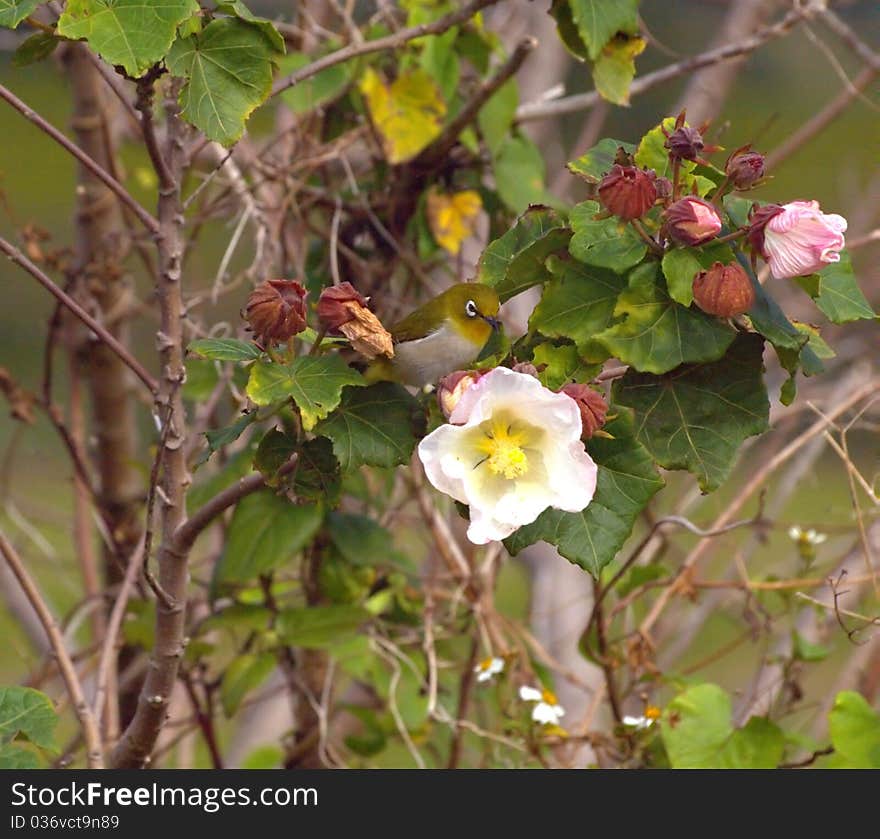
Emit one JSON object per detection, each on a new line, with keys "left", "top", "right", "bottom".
{"left": 663, "top": 197, "right": 722, "bottom": 246}
{"left": 753, "top": 200, "right": 847, "bottom": 280}
{"left": 597, "top": 165, "right": 658, "bottom": 221}
{"left": 437, "top": 370, "right": 484, "bottom": 421}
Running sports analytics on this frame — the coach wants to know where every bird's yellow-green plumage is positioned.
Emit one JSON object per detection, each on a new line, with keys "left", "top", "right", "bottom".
{"left": 369, "top": 283, "right": 500, "bottom": 386}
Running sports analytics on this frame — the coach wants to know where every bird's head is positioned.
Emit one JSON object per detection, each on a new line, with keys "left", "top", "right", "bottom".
{"left": 435, "top": 283, "right": 501, "bottom": 346}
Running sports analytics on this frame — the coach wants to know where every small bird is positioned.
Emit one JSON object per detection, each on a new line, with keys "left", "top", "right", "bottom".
{"left": 371, "top": 283, "right": 501, "bottom": 386}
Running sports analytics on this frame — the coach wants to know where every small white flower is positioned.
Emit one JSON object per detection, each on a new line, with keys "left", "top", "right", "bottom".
{"left": 622, "top": 706, "right": 661, "bottom": 730}
{"left": 474, "top": 656, "right": 504, "bottom": 683}
{"left": 519, "top": 685, "right": 565, "bottom": 726}
{"left": 418, "top": 367, "right": 598, "bottom": 545}
{"left": 789, "top": 526, "right": 827, "bottom": 546}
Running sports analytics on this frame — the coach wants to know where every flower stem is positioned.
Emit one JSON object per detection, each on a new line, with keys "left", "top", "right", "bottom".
{"left": 713, "top": 227, "right": 748, "bottom": 245}
{"left": 630, "top": 219, "right": 664, "bottom": 255}
{"left": 671, "top": 158, "right": 682, "bottom": 202}
{"left": 711, "top": 174, "right": 730, "bottom": 208}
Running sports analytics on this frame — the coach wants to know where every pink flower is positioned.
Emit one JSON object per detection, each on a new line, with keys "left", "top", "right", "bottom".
{"left": 760, "top": 200, "right": 847, "bottom": 279}
{"left": 663, "top": 197, "right": 722, "bottom": 246}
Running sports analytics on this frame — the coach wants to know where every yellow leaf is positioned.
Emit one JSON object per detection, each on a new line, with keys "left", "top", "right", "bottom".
{"left": 359, "top": 67, "right": 446, "bottom": 164}
{"left": 593, "top": 34, "right": 646, "bottom": 106}
{"left": 426, "top": 188, "right": 482, "bottom": 255}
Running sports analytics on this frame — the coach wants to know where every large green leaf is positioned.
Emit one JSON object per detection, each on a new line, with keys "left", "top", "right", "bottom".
{"left": 315, "top": 382, "right": 422, "bottom": 471}
{"left": 491, "top": 135, "right": 549, "bottom": 214}
{"left": 246, "top": 355, "right": 365, "bottom": 431}
{"left": 806, "top": 253, "right": 875, "bottom": 324}
{"left": 568, "top": 0, "right": 639, "bottom": 60}
{"left": 504, "top": 413, "right": 664, "bottom": 577}
{"left": 293, "top": 437, "right": 341, "bottom": 506}
{"left": 613, "top": 333, "right": 769, "bottom": 492}
{"left": 0, "top": 0, "right": 41, "bottom": 29}
{"left": 216, "top": 0, "right": 285, "bottom": 53}
{"left": 477, "top": 79, "right": 517, "bottom": 155}
{"left": 0, "top": 687, "right": 57, "bottom": 752}
{"left": 529, "top": 254, "right": 624, "bottom": 349}
{"left": 828, "top": 691, "right": 880, "bottom": 768}
{"left": 327, "top": 512, "right": 408, "bottom": 569}
{"left": 167, "top": 17, "right": 282, "bottom": 146}
{"left": 569, "top": 200, "right": 646, "bottom": 273}
{"left": 592, "top": 33, "right": 645, "bottom": 106}
{"left": 661, "top": 683, "right": 784, "bottom": 768}
{"left": 567, "top": 137, "right": 634, "bottom": 183}
{"left": 278, "top": 605, "right": 369, "bottom": 649}
{"left": 215, "top": 491, "right": 322, "bottom": 584}
{"left": 477, "top": 206, "right": 571, "bottom": 302}
{"left": 57, "top": 0, "right": 199, "bottom": 78}
{"left": 188, "top": 338, "right": 262, "bottom": 362}
{"left": 594, "top": 263, "right": 735, "bottom": 374}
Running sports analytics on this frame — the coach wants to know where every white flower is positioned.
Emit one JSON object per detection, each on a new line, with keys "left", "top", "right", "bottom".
{"left": 789, "top": 526, "right": 827, "bottom": 546}
{"left": 474, "top": 656, "right": 504, "bottom": 683}
{"left": 761, "top": 200, "right": 847, "bottom": 280}
{"left": 622, "top": 715, "right": 654, "bottom": 729}
{"left": 519, "top": 685, "right": 565, "bottom": 726}
{"left": 418, "top": 367, "right": 598, "bottom": 545}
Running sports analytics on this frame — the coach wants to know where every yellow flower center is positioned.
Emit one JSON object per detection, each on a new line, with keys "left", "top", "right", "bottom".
{"left": 478, "top": 657, "right": 494, "bottom": 672}
{"left": 541, "top": 689, "right": 558, "bottom": 706}
{"left": 645, "top": 705, "right": 661, "bottom": 721}
{"left": 477, "top": 420, "right": 529, "bottom": 479}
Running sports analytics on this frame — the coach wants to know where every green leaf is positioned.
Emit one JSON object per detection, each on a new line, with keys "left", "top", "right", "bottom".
{"left": 828, "top": 691, "right": 880, "bottom": 768}
{"left": 504, "top": 412, "right": 664, "bottom": 577}
{"left": 661, "top": 683, "right": 785, "bottom": 768}
{"left": 278, "top": 605, "right": 369, "bottom": 649}
{"left": 477, "top": 78, "right": 517, "bottom": 155}
{"left": 0, "top": 0, "right": 42, "bottom": 29}
{"left": 279, "top": 51, "right": 354, "bottom": 115}
{"left": 635, "top": 119, "right": 716, "bottom": 195}
{"left": 477, "top": 206, "right": 571, "bottom": 302}
{"left": 809, "top": 253, "right": 875, "bottom": 324}
{"left": 569, "top": 200, "right": 646, "bottom": 273}
{"left": 215, "top": 491, "right": 322, "bottom": 584}
{"left": 567, "top": 137, "right": 635, "bottom": 183}
{"left": 549, "top": 0, "right": 589, "bottom": 61}
{"left": 12, "top": 31, "right": 60, "bottom": 66}
{"left": 241, "top": 744, "right": 283, "bottom": 769}
{"left": 200, "top": 412, "right": 257, "bottom": 465}
{"left": 592, "top": 34, "right": 645, "bottom": 106}
{"left": 216, "top": 0, "right": 285, "bottom": 53}
{"left": 613, "top": 333, "right": 769, "bottom": 492}
{"left": 253, "top": 428, "right": 296, "bottom": 480}
{"left": 246, "top": 355, "right": 365, "bottom": 431}
{"left": 661, "top": 242, "right": 736, "bottom": 310}
{"left": 420, "top": 27, "right": 459, "bottom": 101}
{"left": 315, "top": 382, "right": 423, "bottom": 471}
{"left": 327, "top": 512, "right": 407, "bottom": 569}
{"left": 0, "top": 743, "right": 40, "bottom": 768}
{"left": 220, "top": 653, "right": 276, "bottom": 717}
{"left": 188, "top": 337, "right": 262, "bottom": 362}
{"left": 568, "top": 0, "right": 639, "bottom": 60}
{"left": 292, "top": 437, "right": 341, "bottom": 506}
{"left": 532, "top": 342, "right": 600, "bottom": 390}
{"left": 594, "top": 263, "right": 735, "bottom": 374}
{"left": 792, "top": 631, "right": 830, "bottom": 662}
{"left": 492, "top": 134, "right": 548, "bottom": 214}
{"left": 167, "top": 17, "right": 282, "bottom": 146}
{"left": 57, "top": 0, "right": 200, "bottom": 78}
{"left": 0, "top": 687, "right": 57, "bottom": 752}
{"left": 529, "top": 254, "right": 623, "bottom": 350}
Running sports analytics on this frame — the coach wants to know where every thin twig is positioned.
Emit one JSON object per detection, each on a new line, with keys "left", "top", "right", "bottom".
{"left": 0, "top": 82, "right": 159, "bottom": 234}
{"left": 0, "top": 528, "right": 104, "bottom": 768}
{"left": 0, "top": 236, "right": 158, "bottom": 394}
{"left": 270, "top": 0, "right": 501, "bottom": 98}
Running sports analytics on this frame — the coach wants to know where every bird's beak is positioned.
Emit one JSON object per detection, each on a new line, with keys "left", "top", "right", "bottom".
{"left": 481, "top": 315, "right": 501, "bottom": 331}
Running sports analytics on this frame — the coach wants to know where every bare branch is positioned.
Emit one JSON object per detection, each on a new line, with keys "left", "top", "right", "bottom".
{"left": 0, "top": 528, "right": 104, "bottom": 768}
{"left": 0, "top": 236, "right": 158, "bottom": 394}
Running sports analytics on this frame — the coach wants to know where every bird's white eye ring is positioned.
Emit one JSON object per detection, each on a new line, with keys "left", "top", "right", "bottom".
{"left": 465, "top": 299, "right": 478, "bottom": 318}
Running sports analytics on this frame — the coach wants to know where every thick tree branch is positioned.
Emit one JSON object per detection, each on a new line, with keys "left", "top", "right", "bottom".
{"left": 0, "top": 528, "right": 104, "bottom": 768}
{"left": 516, "top": 5, "right": 810, "bottom": 123}
{"left": 0, "top": 236, "right": 158, "bottom": 394}
{"left": 270, "top": 0, "right": 501, "bottom": 98}
{"left": 0, "top": 83, "right": 159, "bottom": 234}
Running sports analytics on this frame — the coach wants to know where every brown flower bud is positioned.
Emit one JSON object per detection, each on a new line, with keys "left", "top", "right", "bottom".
{"left": 316, "top": 283, "right": 393, "bottom": 359}
{"left": 316, "top": 282, "right": 369, "bottom": 330}
{"left": 245, "top": 279, "right": 307, "bottom": 344}
{"left": 664, "top": 124, "right": 704, "bottom": 163}
{"left": 597, "top": 165, "right": 659, "bottom": 221}
{"left": 725, "top": 145, "right": 765, "bottom": 190}
{"left": 663, "top": 197, "right": 722, "bottom": 246}
{"left": 560, "top": 384, "right": 608, "bottom": 439}
{"left": 692, "top": 262, "right": 755, "bottom": 317}
{"left": 437, "top": 370, "right": 484, "bottom": 420}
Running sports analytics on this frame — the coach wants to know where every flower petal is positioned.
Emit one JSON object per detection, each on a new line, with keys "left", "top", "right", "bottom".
{"left": 519, "top": 685, "right": 543, "bottom": 703}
